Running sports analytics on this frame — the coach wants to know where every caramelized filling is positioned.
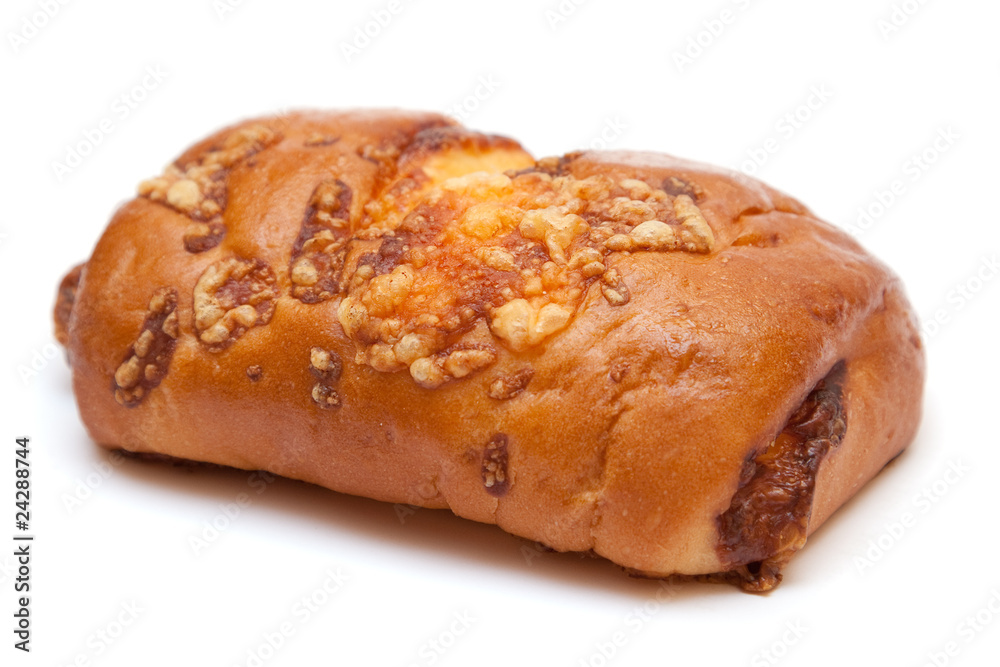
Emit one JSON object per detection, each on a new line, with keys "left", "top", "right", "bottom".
{"left": 717, "top": 361, "right": 847, "bottom": 592}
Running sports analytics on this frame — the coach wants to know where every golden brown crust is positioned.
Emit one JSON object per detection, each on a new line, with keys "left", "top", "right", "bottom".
{"left": 55, "top": 109, "right": 925, "bottom": 589}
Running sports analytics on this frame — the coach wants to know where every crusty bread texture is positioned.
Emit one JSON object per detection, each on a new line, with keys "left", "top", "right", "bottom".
{"left": 54, "top": 109, "right": 924, "bottom": 591}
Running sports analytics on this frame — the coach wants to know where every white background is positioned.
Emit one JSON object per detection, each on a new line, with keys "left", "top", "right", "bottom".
{"left": 2, "top": 0, "right": 998, "bottom": 665}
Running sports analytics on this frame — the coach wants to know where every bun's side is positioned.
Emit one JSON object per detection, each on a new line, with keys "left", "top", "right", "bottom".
{"left": 55, "top": 110, "right": 924, "bottom": 590}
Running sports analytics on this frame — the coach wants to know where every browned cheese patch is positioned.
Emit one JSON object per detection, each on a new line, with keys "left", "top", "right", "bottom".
{"left": 337, "top": 164, "right": 716, "bottom": 389}
{"left": 309, "top": 346, "right": 343, "bottom": 409}
{"left": 138, "top": 124, "right": 281, "bottom": 253}
{"left": 660, "top": 175, "right": 706, "bottom": 202}
{"left": 716, "top": 362, "right": 847, "bottom": 592}
{"left": 487, "top": 368, "right": 534, "bottom": 401}
{"left": 304, "top": 133, "right": 339, "bottom": 147}
{"left": 113, "top": 288, "right": 180, "bottom": 406}
{"left": 289, "top": 180, "right": 354, "bottom": 304}
{"left": 482, "top": 433, "right": 510, "bottom": 497}
{"left": 193, "top": 257, "right": 277, "bottom": 351}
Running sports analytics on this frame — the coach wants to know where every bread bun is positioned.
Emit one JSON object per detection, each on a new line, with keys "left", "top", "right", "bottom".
{"left": 54, "top": 109, "right": 925, "bottom": 591}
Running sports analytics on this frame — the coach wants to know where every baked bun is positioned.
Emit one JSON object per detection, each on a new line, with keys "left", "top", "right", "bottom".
{"left": 54, "top": 109, "right": 924, "bottom": 591}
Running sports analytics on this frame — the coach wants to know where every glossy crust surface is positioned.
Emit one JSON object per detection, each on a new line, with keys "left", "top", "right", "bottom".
{"left": 55, "top": 109, "right": 925, "bottom": 590}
